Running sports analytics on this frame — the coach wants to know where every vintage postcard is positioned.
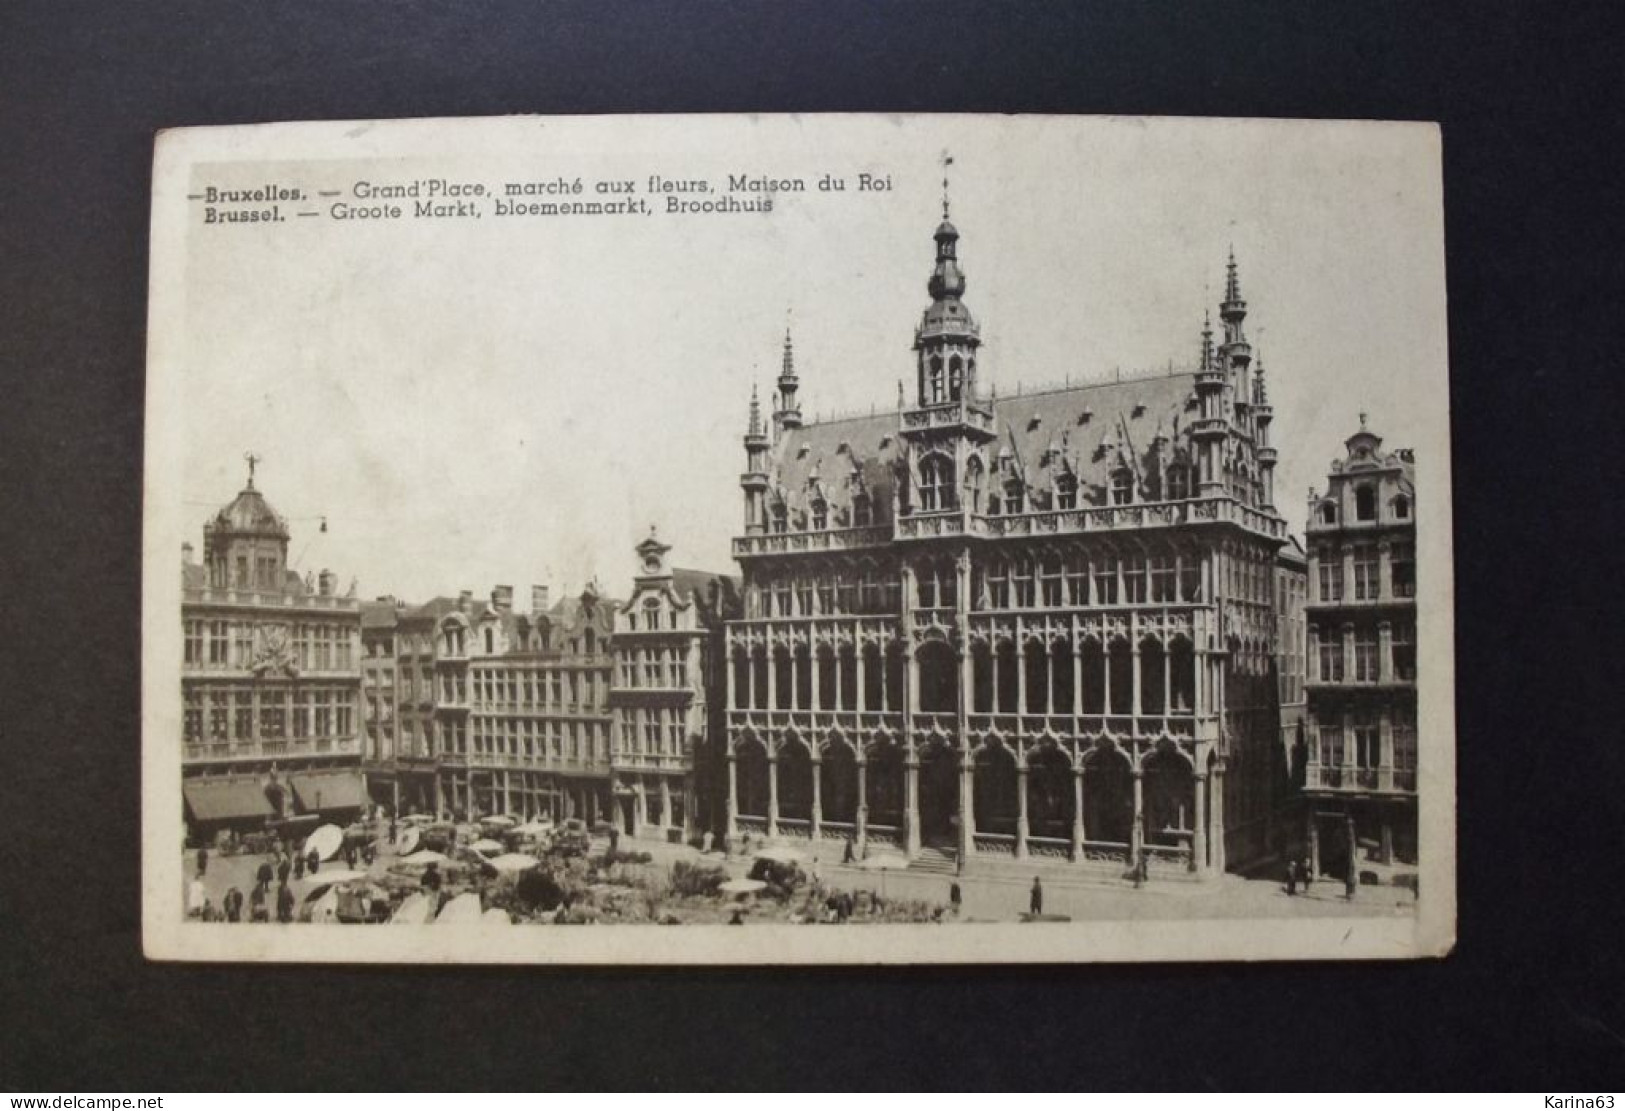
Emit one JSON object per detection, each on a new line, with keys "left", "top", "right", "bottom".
{"left": 143, "top": 113, "right": 1455, "bottom": 963}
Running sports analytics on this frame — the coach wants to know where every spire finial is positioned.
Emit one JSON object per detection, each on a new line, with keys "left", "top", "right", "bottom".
{"left": 941, "top": 151, "right": 954, "bottom": 220}
{"left": 244, "top": 451, "right": 260, "bottom": 489}
{"left": 1225, "top": 246, "right": 1241, "bottom": 303}
{"left": 1359, "top": 411, "right": 1368, "bottom": 430}
{"left": 781, "top": 319, "right": 795, "bottom": 379}
{"left": 748, "top": 383, "right": 762, "bottom": 436}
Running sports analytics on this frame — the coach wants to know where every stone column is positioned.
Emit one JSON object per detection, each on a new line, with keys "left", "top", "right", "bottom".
{"left": 1016, "top": 631, "right": 1028, "bottom": 716}
{"left": 855, "top": 640, "right": 867, "bottom": 712}
{"left": 1014, "top": 761, "right": 1030, "bottom": 859}
{"left": 1192, "top": 772, "right": 1208, "bottom": 874}
{"left": 904, "top": 753, "right": 921, "bottom": 856}
{"left": 725, "top": 752, "right": 739, "bottom": 837}
{"left": 1378, "top": 620, "right": 1394, "bottom": 684}
{"left": 725, "top": 645, "right": 736, "bottom": 711}
{"left": 766, "top": 643, "right": 778, "bottom": 710}
{"left": 855, "top": 758, "right": 869, "bottom": 856}
{"left": 1379, "top": 804, "right": 1394, "bottom": 865}
{"left": 1211, "top": 761, "right": 1227, "bottom": 873}
{"left": 1071, "top": 765, "right": 1085, "bottom": 860}
{"left": 766, "top": 752, "right": 780, "bottom": 838}
{"left": 809, "top": 645, "right": 821, "bottom": 711}
{"left": 809, "top": 754, "right": 823, "bottom": 844}
{"left": 958, "top": 752, "right": 975, "bottom": 862}
{"left": 1130, "top": 768, "right": 1144, "bottom": 864}
{"left": 659, "top": 776, "right": 672, "bottom": 836}
{"left": 1308, "top": 810, "right": 1321, "bottom": 877}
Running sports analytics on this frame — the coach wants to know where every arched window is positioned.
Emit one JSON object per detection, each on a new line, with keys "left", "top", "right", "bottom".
{"left": 919, "top": 454, "right": 956, "bottom": 512}
{"left": 852, "top": 492, "right": 872, "bottom": 527}
{"left": 949, "top": 354, "right": 964, "bottom": 400}
{"left": 1355, "top": 485, "right": 1377, "bottom": 521}
{"left": 582, "top": 627, "right": 595, "bottom": 655}
{"left": 1392, "top": 494, "right": 1411, "bottom": 520}
{"left": 964, "top": 455, "right": 985, "bottom": 514}
{"left": 1319, "top": 502, "right": 1337, "bottom": 526}
{"left": 928, "top": 355, "right": 945, "bottom": 404}
{"left": 483, "top": 628, "right": 494, "bottom": 654}
{"left": 771, "top": 502, "right": 788, "bottom": 533}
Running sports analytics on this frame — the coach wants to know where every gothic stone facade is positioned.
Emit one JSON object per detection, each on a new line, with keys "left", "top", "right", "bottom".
{"left": 1303, "top": 420, "right": 1418, "bottom": 878}
{"left": 723, "top": 213, "right": 1295, "bottom": 877}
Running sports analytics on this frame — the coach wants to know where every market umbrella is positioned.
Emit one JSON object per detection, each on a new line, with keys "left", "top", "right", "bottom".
{"left": 295, "top": 868, "right": 368, "bottom": 890}
{"left": 486, "top": 852, "right": 541, "bottom": 873}
{"left": 304, "top": 886, "right": 340, "bottom": 924}
{"left": 435, "top": 892, "right": 484, "bottom": 925}
{"left": 481, "top": 815, "right": 517, "bottom": 828}
{"left": 398, "top": 849, "right": 449, "bottom": 867}
{"left": 302, "top": 823, "right": 344, "bottom": 862}
{"left": 718, "top": 878, "right": 768, "bottom": 896}
{"left": 392, "top": 827, "right": 421, "bottom": 855}
{"left": 390, "top": 892, "right": 435, "bottom": 925}
{"left": 482, "top": 908, "right": 512, "bottom": 926}
{"left": 470, "top": 838, "right": 506, "bottom": 855}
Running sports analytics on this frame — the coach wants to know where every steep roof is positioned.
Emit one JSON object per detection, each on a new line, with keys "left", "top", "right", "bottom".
{"left": 766, "top": 371, "right": 1201, "bottom": 519}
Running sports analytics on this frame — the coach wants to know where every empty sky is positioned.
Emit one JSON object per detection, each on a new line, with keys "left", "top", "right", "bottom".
{"left": 169, "top": 114, "right": 1447, "bottom": 604}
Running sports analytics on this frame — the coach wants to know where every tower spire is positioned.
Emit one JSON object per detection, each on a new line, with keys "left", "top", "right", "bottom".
{"left": 774, "top": 321, "right": 802, "bottom": 431}
{"left": 748, "top": 383, "right": 763, "bottom": 437}
{"left": 1225, "top": 244, "right": 1241, "bottom": 303}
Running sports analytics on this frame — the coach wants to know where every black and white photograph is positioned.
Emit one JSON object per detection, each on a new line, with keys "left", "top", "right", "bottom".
{"left": 142, "top": 113, "right": 1455, "bottom": 963}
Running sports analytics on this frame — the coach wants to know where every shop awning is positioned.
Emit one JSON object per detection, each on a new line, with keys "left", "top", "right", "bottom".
{"left": 184, "top": 778, "right": 275, "bottom": 823}
{"left": 290, "top": 771, "right": 368, "bottom": 813}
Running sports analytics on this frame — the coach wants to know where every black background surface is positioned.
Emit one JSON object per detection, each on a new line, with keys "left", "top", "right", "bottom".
{"left": 2, "top": 0, "right": 1623, "bottom": 1091}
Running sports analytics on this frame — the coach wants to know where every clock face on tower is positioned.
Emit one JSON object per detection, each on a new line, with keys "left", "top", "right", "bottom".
{"left": 643, "top": 554, "right": 662, "bottom": 574}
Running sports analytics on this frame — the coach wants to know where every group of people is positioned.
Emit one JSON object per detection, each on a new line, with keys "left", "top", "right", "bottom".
{"left": 1283, "top": 856, "right": 1358, "bottom": 899}
{"left": 186, "top": 832, "right": 384, "bottom": 924}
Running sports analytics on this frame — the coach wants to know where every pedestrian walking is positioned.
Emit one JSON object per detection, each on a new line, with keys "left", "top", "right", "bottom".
{"left": 609, "top": 826, "right": 620, "bottom": 856}
{"left": 344, "top": 842, "right": 357, "bottom": 870}
{"left": 293, "top": 851, "right": 305, "bottom": 880}
{"left": 1285, "top": 858, "right": 1298, "bottom": 896}
{"left": 1029, "top": 876, "right": 1043, "bottom": 916}
{"left": 949, "top": 880, "right": 962, "bottom": 916}
{"left": 196, "top": 845, "right": 208, "bottom": 878}
{"left": 256, "top": 859, "right": 274, "bottom": 888}
{"left": 307, "top": 848, "right": 321, "bottom": 875}
{"left": 249, "top": 883, "right": 269, "bottom": 922}
{"left": 277, "top": 853, "right": 291, "bottom": 887}
{"left": 842, "top": 835, "right": 855, "bottom": 864}
{"left": 276, "top": 882, "right": 295, "bottom": 923}
{"left": 224, "top": 886, "right": 244, "bottom": 922}
{"left": 1301, "top": 857, "right": 1313, "bottom": 891}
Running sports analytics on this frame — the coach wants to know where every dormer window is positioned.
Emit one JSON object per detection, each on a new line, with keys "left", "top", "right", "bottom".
{"left": 919, "top": 454, "right": 956, "bottom": 513}
{"left": 1111, "top": 470, "right": 1134, "bottom": 506}
{"left": 1055, "top": 474, "right": 1078, "bottom": 510}
{"left": 1319, "top": 502, "right": 1338, "bottom": 526}
{"left": 811, "top": 499, "right": 828, "bottom": 530}
{"left": 771, "top": 504, "right": 788, "bottom": 533}
{"left": 1004, "top": 481, "right": 1024, "bottom": 515}
{"left": 1392, "top": 494, "right": 1411, "bottom": 520}
{"left": 1167, "top": 464, "right": 1190, "bottom": 501}
{"left": 852, "top": 492, "right": 872, "bottom": 527}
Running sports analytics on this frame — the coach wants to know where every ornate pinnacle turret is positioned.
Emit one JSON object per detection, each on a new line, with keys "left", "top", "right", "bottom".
{"left": 747, "top": 383, "right": 763, "bottom": 438}
{"left": 1254, "top": 351, "right": 1269, "bottom": 405}
{"left": 774, "top": 323, "right": 803, "bottom": 431}
{"left": 1200, "top": 309, "right": 1215, "bottom": 372}
{"left": 1225, "top": 245, "right": 1242, "bottom": 303}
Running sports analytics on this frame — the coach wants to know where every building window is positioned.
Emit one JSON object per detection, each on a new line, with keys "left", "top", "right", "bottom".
{"left": 1094, "top": 558, "right": 1119, "bottom": 606}
{"left": 184, "top": 621, "right": 202, "bottom": 666}
{"left": 1111, "top": 470, "right": 1133, "bottom": 505}
{"left": 1317, "top": 559, "right": 1343, "bottom": 603}
{"left": 260, "top": 698, "right": 285, "bottom": 739}
{"left": 771, "top": 504, "right": 787, "bottom": 533}
{"left": 1150, "top": 555, "right": 1178, "bottom": 603}
{"left": 1392, "top": 494, "right": 1411, "bottom": 520}
{"left": 1352, "top": 544, "right": 1379, "bottom": 601}
{"left": 928, "top": 354, "right": 944, "bottom": 403}
{"left": 811, "top": 499, "right": 828, "bottom": 530}
{"left": 1354, "top": 716, "right": 1380, "bottom": 769}
{"left": 1354, "top": 629, "right": 1379, "bottom": 682}
{"left": 1394, "top": 706, "right": 1418, "bottom": 770}
{"left": 1319, "top": 502, "right": 1337, "bottom": 526}
{"left": 1004, "top": 482, "right": 1024, "bottom": 515}
{"left": 1012, "top": 557, "right": 1035, "bottom": 608}
{"left": 1167, "top": 464, "right": 1190, "bottom": 501}
{"left": 852, "top": 492, "right": 872, "bottom": 527}
{"left": 208, "top": 691, "right": 228, "bottom": 740}
{"left": 817, "top": 578, "right": 836, "bottom": 614}
{"left": 986, "top": 561, "right": 1010, "bottom": 609}
{"left": 1122, "top": 557, "right": 1148, "bottom": 604}
{"left": 1391, "top": 542, "right": 1415, "bottom": 598}
{"left": 184, "top": 690, "right": 202, "bottom": 742}
{"left": 1055, "top": 474, "right": 1077, "bottom": 511}
{"left": 1040, "top": 558, "right": 1065, "bottom": 607}
{"left": 1317, "top": 635, "right": 1344, "bottom": 682}
{"left": 1355, "top": 485, "right": 1377, "bottom": 521}
{"left": 1392, "top": 621, "right": 1416, "bottom": 681}
{"left": 919, "top": 454, "right": 955, "bottom": 513}
{"left": 1317, "top": 724, "right": 1343, "bottom": 769}
{"left": 1065, "top": 555, "right": 1089, "bottom": 605}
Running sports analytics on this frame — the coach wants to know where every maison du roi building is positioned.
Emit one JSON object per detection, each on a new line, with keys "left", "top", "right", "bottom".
{"left": 180, "top": 464, "right": 367, "bottom": 835}
{"left": 722, "top": 208, "right": 1305, "bottom": 878}
{"left": 1300, "top": 418, "right": 1418, "bottom": 881}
